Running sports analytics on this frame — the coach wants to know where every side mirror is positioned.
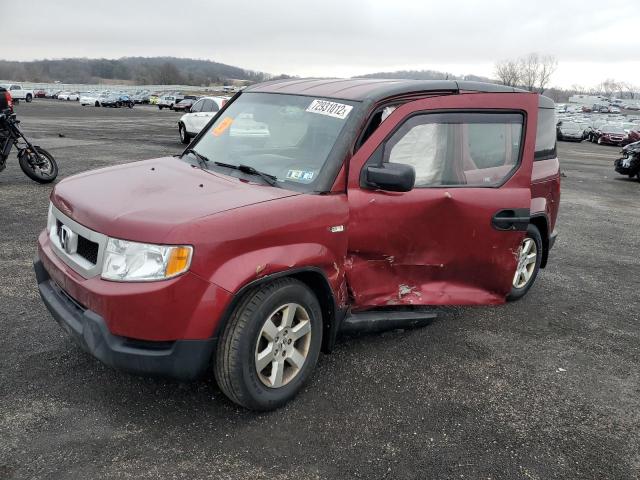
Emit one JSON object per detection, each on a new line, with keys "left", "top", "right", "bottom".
{"left": 366, "top": 163, "right": 415, "bottom": 192}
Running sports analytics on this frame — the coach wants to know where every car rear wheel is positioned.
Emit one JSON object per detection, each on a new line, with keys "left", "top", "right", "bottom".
{"left": 507, "top": 224, "right": 542, "bottom": 301}
{"left": 179, "top": 123, "right": 190, "bottom": 144}
{"left": 215, "top": 278, "right": 323, "bottom": 410}
{"left": 25, "top": 94, "right": 32, "bottom": 103}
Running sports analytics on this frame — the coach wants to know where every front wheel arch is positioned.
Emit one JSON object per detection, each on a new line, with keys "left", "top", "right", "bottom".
{"left": 212, "top": 268, "right": 338, "bottom": 354}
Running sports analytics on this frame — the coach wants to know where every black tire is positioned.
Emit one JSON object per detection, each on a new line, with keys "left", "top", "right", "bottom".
{"left": 18, "top": 146, "right": 58, "bottom": 184}
{"left": 215, "top": 278, "right": 323, "bottom": 411}
{"left": 25, "top": 94, "right": 32, "bottom": 103}
{"left": 179, "top": 123, "right": 190, "bottom": 144}
{"left": 159, "top": 106, "right": 163, "bottom": 110}
{"left": 507, "top": 224, "right": 543, "bottom": 301}
{"left": 95, "top": 101, "right": 100, "bottom": 107}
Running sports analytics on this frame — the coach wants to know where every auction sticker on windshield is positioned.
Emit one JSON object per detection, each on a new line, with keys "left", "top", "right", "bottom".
{"left": 306, "top": 99, "right": 353, "bottom": 120}
{"left": 213, "top": 117, "right": 234, "bottom": 136}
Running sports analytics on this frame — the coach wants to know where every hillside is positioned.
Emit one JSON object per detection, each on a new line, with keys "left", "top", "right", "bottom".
{"left": 0, "top": 56, "right": 281, "bottom": 86}
{"left": 356, "top": 69, "right": 494, "bottom": 83}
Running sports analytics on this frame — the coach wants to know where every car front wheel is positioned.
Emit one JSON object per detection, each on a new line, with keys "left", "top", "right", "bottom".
{"left": 215, "top": 278, "right": 323, "bottom": 410}
{"left": 179, "top": 123, "right": 190, "bottom": 144}
{"left": 507, "top": 224, "right": 542, "bottom": 301}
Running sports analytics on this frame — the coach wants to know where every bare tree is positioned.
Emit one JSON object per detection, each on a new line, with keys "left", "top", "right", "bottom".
{"left": 495, "top": 60, "right": 521, "bottom": 87}
{"left": 598, "top": 79, "right": 620, "bottom": 97}
{"left": 537, "top": 55, "right": 558, "bottom": 94}
{"left": 519, "top": 53, "right": 540, "bottom": 92}
{"left": 494, "top": 53, "right": 558, "bottom": 93}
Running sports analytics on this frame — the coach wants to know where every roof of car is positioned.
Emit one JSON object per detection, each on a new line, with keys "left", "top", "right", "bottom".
{"left": 244, "top": 78, "right": 554, "bottom": 108}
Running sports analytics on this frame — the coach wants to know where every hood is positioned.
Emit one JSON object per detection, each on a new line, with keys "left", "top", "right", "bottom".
{"left": 51, "top": 157, "right": 300, "bottom": 242}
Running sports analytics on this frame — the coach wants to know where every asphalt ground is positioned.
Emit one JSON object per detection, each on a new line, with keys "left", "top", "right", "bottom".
{"left": 0, "top": 99, "right": 638, "bottom": 480}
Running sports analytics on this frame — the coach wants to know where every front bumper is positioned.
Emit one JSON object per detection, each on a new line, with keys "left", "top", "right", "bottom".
{"left": 34, "top": 257, "right": 215, "bottom": 380}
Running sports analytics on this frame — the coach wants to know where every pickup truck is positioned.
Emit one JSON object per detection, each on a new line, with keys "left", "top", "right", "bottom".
{"left": 158, "top": 94, "right": 184, "bottom": 110}
{"left": 1, "top": 84, "right": 34, "bottom": 103}
{"left": 34, "top": 79, "right": 560, "bottom": 410}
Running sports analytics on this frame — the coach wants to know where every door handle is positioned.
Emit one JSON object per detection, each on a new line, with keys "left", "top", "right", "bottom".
{"left": 492, "top": 209, "right": 530, "bottom": 231}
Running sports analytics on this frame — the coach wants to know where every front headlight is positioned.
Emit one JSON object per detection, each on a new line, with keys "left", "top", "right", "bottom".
{"left": 101, "top": 238, "right": 193, "bottom": 282}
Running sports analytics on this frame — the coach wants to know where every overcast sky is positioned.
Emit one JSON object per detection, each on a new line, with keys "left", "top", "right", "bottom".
{"left": 8, "top": 0, "right": 640, "bottom": 88}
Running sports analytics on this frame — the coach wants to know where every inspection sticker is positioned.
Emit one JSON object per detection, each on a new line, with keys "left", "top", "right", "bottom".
{"left": 306, "top": 99, "right": 353, "bottom": 120}
{"left": 286, "top": 169, "right": 315, "bottom": 182}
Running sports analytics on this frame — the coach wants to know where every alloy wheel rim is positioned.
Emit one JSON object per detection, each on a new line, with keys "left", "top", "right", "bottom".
{"left": 513, "top": 238, "right": 537, "bottom": 289}
{"left": 255, "top": 303, "right": 312, "bottom": 388}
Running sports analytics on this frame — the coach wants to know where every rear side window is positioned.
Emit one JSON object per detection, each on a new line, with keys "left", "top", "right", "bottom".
{"left": 190, "top": 99, "right": 204, "bottom": 113}
{"left": 535, "top": 108, "right": 556, "bottom": 160}
{"left": 385, "top": 112, "right": 523, "bottom": 187}
{"left": 202, "top": 99, "right": 219, "bottom": 112}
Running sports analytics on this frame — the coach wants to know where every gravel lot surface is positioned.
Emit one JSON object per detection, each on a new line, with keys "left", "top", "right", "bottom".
{"left": 1, "top": 100, "right": 638, "bottom": 480}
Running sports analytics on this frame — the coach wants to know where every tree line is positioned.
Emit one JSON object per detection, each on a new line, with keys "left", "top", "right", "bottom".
{"left": 0, "top": 57, "right": 280, "bottom": 86}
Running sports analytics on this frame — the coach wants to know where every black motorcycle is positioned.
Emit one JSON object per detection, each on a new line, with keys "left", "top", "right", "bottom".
{"left": 614, "top": 140, "right": 640, "bottom": 181}
{"left": 0, "top": 110, "right": 58, "bottom": 183}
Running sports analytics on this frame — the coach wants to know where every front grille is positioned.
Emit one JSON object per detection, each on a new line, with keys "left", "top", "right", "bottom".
{"left": 77, "top": 236, "right": 99, "bottom": 265}
{"left": 56, "top": 219, "right": 99, "bottom": 265}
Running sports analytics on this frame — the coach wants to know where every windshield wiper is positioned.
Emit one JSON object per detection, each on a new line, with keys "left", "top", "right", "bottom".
{"left": 213, "top": 161, "right": 278, "bottom": 186}
{"left": 182, "top": 149, "right": 210, "bottom": 169}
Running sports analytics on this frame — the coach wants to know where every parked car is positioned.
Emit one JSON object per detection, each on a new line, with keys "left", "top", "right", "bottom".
{"left": 621, "top": 128, "right": 640, "bottom": 146}
{"left": 172, "top": 95, "right": 198, "bottom": 111}
{"left": 149, "top": 94, "right": 160, "bottom": 105}
{"left": 158, "top": 94, "right": 183, "bottom": 110}
{"left": 556, "top": 121, "right": 584, "bottom": 142}
{"left": 34, "top": 79, "right": 560, "bottom": 411}
{"left": 34, "top": 90, "right": 47, "bottom": 98}
{"left": 593, "top": 124, "right": 626, "bottom": 146}
{"left": 132, "top": 91, "right": 151, "bottom": 104}
{"left": 80, "top": 92, "right": 102, "bottom": 106}
{"left": 101, "top": 93, "right": 134, "bottom": 108}
{"left": 177, "top": 96, "right": 228, "bottom": 143}
{"left": 58, "top": 92, "right": 79, "bottom": 101}
{"left": 1, "top": 84, "right": 34, "bottom": 103}
{"left": 585, "top": 119, "right": 608, "bottom": 142}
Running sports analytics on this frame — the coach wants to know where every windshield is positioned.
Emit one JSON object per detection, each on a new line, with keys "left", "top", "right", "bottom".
{"left": 562, "top": 122, "right": 579, "bottom": 129}
{"left": 191, "top": 92, "right": 357, "bottom": 192}
{"left": 603, "top": 125, "right": 624, "bottom": 134}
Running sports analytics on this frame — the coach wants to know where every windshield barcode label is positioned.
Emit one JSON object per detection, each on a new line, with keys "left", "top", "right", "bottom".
{"left": 306, "top": 99, "right": 353, "bottom": 120}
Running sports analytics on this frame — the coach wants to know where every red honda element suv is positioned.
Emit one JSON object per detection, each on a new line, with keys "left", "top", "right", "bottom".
{"left": 35, "top": 79, "right": 560, "bottom": 410}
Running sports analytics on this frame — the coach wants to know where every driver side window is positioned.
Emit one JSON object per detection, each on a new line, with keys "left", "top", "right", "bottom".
{"left": 385, "top": 112, "right": 524, "bottom": 187}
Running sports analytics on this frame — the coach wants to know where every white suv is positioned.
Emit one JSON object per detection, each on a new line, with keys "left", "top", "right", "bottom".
{"left": 178, "top": 96, "right": 228, "bottom": 143}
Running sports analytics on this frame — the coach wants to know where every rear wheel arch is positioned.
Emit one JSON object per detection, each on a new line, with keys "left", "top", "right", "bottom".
{"left": 530, "top": 214, "right": 549, "bottom": 268}
{"left": 212, "top": 268, "right": 339, "bottom": 354}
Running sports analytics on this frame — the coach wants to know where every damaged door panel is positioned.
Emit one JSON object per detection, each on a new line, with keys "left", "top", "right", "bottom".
{"left": 345, "top": 92, "right": 539, "bottom": 309}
